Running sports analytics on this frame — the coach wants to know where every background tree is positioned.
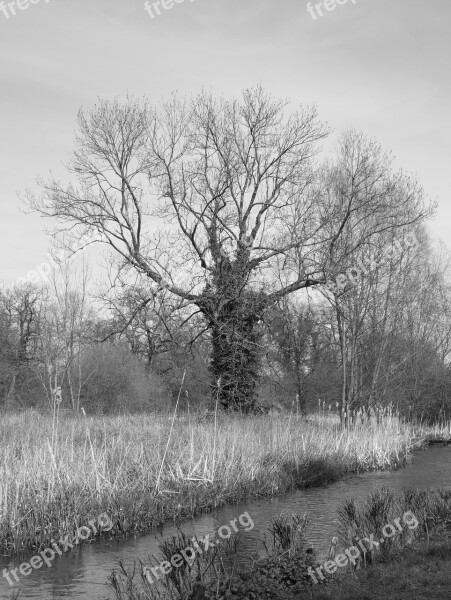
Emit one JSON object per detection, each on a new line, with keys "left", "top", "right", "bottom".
{"left": 99, "top": 282, "right": 211, "bottom": 406}
{"left": 313, "top": 131, "right": 430, "bottom": 424}
{"left": 262, "top": 299, "right": 337, "bottom": 413}
{"left": 33, "top": 255, "right": 93, "bottom": 410}
{"left": 0, "top": 285, "right": 44, "bottom": 409}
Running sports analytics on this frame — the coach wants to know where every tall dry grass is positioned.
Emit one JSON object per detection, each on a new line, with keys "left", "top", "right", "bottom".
{"left": 0, "top": 409, "right": 431, "bottom": 557}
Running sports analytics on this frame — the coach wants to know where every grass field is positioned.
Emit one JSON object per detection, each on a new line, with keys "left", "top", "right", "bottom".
{"left": 0, "top": 408, "right": 443, "bottom": 558}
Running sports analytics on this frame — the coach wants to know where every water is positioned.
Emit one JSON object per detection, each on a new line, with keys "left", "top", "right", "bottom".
{"left": 1, "top": 446, "right": 450, "bottom": 599}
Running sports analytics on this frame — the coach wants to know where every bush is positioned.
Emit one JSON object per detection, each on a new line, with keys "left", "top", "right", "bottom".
{"left": 78, "top": 344, "right": 169, "bottom": 413}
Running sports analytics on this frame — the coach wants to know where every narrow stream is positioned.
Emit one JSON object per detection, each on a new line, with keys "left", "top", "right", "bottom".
{"left": 2, "top": 446, "right": 450, "bottom": 600}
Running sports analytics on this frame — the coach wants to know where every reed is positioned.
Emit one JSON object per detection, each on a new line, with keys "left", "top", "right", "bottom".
{"left": 338, "top": 486, "right": 451, "bottom": 558}
{"left": 108, "top": 511, "right": 314, "bottom": 600}
{"left": 0, "top": 409, "right": 440, "bottom": 558}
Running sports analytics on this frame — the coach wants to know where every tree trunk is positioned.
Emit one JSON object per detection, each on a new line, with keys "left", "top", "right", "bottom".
{"left": 295, "top": 369, "right": 305, "bottom": 415}
{"left": 208, "top": 297, "right": 262, "bottom": 412}
{"left": 5, "top": 372, "right": 17, "bottom": 410}
{"left": 336, "top": 307, "right": 348, "bottom": 427}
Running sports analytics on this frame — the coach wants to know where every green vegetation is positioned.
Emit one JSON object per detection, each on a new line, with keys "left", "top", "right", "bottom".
{"left": 0, "top": 410, "right": 434, "bottom": 558}
{"left": 107, "top": 487, "right": 451, "bottom": 600}
{"left": 311, "top": 539, "right": 451, "bottom": 600}
{"left": 311, "top": 487, "right": 451, "bottom": 600}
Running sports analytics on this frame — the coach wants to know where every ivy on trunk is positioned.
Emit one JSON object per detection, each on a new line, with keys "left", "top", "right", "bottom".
{"left": 209, "top": 295, "right": 263, "bottom": 412}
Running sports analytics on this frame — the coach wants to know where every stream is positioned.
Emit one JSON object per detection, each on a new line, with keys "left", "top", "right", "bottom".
{"left": 1, "top": 445, "right": 450, "bottom": 599}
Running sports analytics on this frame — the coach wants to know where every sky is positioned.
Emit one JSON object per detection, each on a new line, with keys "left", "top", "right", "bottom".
{"left": 0, "top": 0, "right": 450, "bottom": 286}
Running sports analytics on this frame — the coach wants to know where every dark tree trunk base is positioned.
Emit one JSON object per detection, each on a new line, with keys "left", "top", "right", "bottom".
{"left": 208, "top": 294, "right": 264, "bottom": 413}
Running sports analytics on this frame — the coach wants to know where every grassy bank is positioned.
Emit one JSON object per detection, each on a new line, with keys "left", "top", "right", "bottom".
{"left": 0, "top": 409, "right": 428, "bottom": 558}
{"left": 107, "top": 487, "right": 451, "bottom": 600}
{"left": 302, "top": 487, "right": 451, "bottom": 600}
{"left": 311, "top": 539, "right": 451, "bottom": 600}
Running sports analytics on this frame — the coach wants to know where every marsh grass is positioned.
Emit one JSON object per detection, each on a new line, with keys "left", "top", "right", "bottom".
{"left": 109, "top": 531, "right": 236, "bottom": 600}
{"left": 338, "top": 485, "right": 451, "bottom": 562}
{"left": 312, "top": 487, "right": 451, "bottom": 600}
{"left": 108, "top": 512, "right": 313, "bottom": 600}
{"left": 268, "top": 511, "right": 308, "bottom": 556}
{"left": 0, "top": 409, "right": 436, "bottom": 558}
{"left": 416, "top": 418, "right": 451, "bottom": 442}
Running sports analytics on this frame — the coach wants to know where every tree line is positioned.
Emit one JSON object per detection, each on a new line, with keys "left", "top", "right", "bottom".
{"left": 1, "top": 86, "right": 449, "bottom": 421}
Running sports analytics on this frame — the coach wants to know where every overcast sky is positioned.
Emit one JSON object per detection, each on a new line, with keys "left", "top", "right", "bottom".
{"left": 1, "top": 0, "right": 450, "bottom": 285}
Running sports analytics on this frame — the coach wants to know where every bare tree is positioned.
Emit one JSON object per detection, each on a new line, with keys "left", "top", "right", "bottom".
{"left": 27, "top": 88, "right": 332, "bottom": 410}
{"left": 26, "top": 90, "right": 430, "bottom": 412}
{"left": 0, "top": 285, "right": 42, "bottom": 409}
{"left": 31, "top": 254, "right": 93, "bottom": 410}
{"left": 99, "top": 283, "right": 187, "bottom": 367}
{"left": 313, "top": 131, "right": 432, "bottom": 425}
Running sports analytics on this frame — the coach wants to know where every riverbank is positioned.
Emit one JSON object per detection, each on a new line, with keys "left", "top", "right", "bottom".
{"left": 311, "top": 537, "right": 451, "bottom": 600}
{"left": 312, "top": 486, "right": 451, "bottom": 600}
{"left": 106, "top": 487, "right": 451, "bottom": 600}
{"left": 0, "top": 410, "right": 434, "bottom": 558}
